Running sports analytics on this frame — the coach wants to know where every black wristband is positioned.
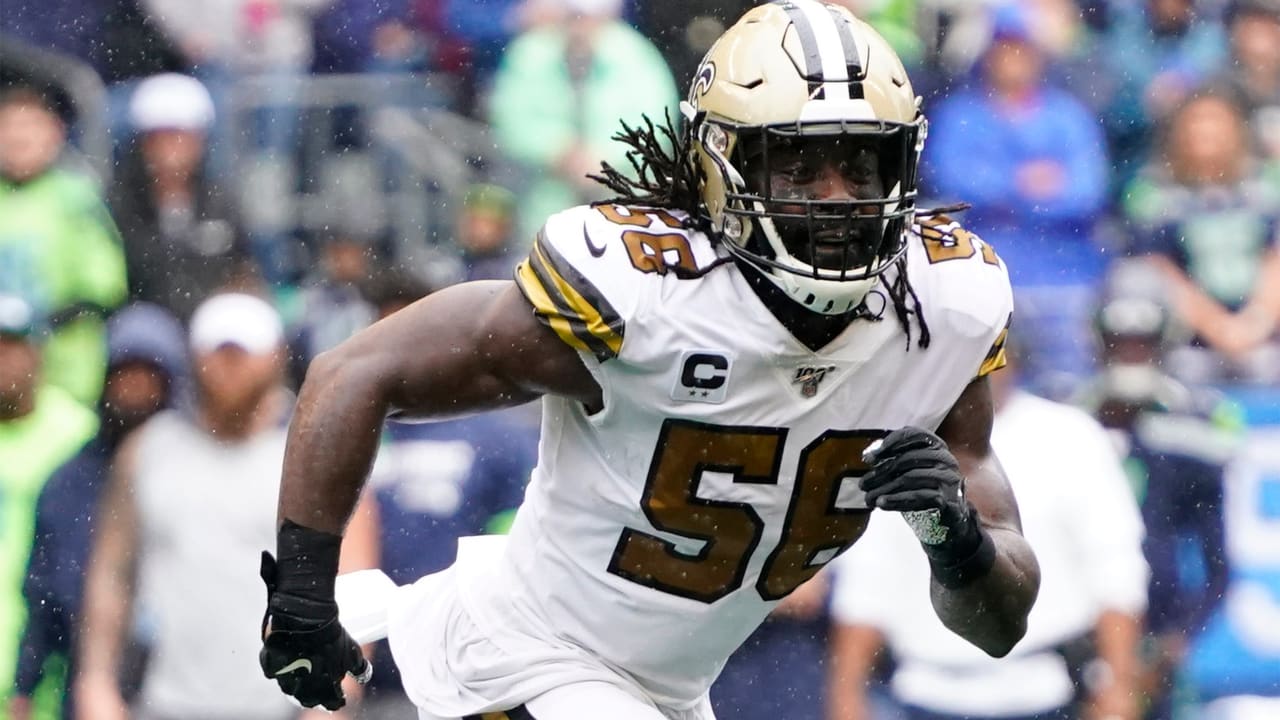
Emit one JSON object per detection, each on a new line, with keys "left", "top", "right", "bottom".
{"left": 274, "top": 519, "right": 343, "bottom": 605}
{"left": 918, "top": 501, "right": 983, "bottom": 562}
{"left": 926, "top": 524, "right": 997, "bottom": 589}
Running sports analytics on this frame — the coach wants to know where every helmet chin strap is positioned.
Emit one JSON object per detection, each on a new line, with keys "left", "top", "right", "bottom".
{"left": 771, "top": 269, "right": 879, "bottom": 315}
{"left": 751, "top": 211, "right": 878, "bottom": 315}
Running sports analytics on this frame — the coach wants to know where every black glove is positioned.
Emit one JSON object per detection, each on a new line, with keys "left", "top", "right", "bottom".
{"left": 259, "top": 521, "right": 370, "bottom": 711}
{"left": 860, "top": 427, "right": 995, "bottom": 587}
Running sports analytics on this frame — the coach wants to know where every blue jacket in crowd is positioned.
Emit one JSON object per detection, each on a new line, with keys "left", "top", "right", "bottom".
{"left": 925, "top": 84, "right": 1109, "bottom": 287}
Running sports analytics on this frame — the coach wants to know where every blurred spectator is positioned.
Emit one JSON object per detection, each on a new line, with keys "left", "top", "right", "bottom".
{"left": 96, "top": 1, "right": 191, "bottom": 85}
{"left": 11, "top": 303, "right": 187, "bottom": 720}
{"left": 711, "top": 575, "right": 830, "bottom": 720}
{"left": 925, "top": 5, "right": 1109, "bottom": 393}
{"left": 1092, "top": 0, "right": 1228, "bottom": 194}
{"left": 1216, "top": 0, "right": 1280, "bottom": 161}
{"left": 313, "top": 0, "right": 467, "bottom": 108}
{"left": 1124, "top": 91, "right": 1280, "bottom": 384}
{"left": 1177, "top": 423, "right": 1280, "bottom": 718}
{"left": 109, "top": 74, "right": 248, "bottom": 322}
{"left": 0, "top": 1, "right": 186, "bottom": 84}
{"left": 0, "top": 86, "right": 129, "bottom": 408}
{"left": 102, "top": 1, "right": 198, "bottom": 149}
{"left": 1017, "top": 0, "right": 1091, "bottom": 62}
{"left": 139, "top": 0, "right": 333, "bottom": 113}
{"left": 834, "top": 0, "right": 925, "bottom": 69}
{"left": 286, "top": 230, "right": 379, "bottom": 384}
{"left": 141, "top": 0, "right": 335, "bottom": 184}
{"left": 641, "top": 0, "right": 921, "bottom": 89}
{"left": 74, "top": 293, "right": 374, "bottom": 720}
{"left": 351, "top": 269, "right": 537, "bottom": 719}
{"left": 829, "top": 349, "right": 1148, "bottom": 720}
{"left": 1, "top": 0, "right": 194, "bottom": 167}
{"left": 313, "top": 0, "right": 412, "bottom": 73}
{"left": 633, "top": 0, "right": 756, "bottom": 87}
{"left": 456, "top": 183, "right": 520, "bottom": 282}
{"left": 1074, "top": 261, "right": 1238, "bottom": 720}
{"left": 0, "top": 294, "right": 98, "bottom": 712}
{"left": 444, "top": 0, "right": 526, "bottom": 83}
{"left": 488, "top": 0, "right": 679, "bottom": 242}
{"left": 927, "top": 5, "right": 1110, "bottom": 272}
{"left": 991, "top": 0, "right": 1099, "bottom": 107}
{"left": 135, "top": 0, "right": 332, "bottom": 280}
{"left": 928, "top": 0, "right": 1092, "bottom": 88}
{"left": 0, "top": 2, "right": 102, "bottom": 66}
{"left": 400, "top": 1, "right": 473, "bottom": 80}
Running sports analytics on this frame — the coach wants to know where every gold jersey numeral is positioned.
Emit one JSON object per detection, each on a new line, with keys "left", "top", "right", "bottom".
{"left": 608, "top": 420, "right": 883, "bottom": 603}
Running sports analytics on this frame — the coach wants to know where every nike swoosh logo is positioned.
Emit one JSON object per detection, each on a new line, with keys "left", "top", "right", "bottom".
{"left": 584, "top": 226, "right": 607, "bottom": 257}
{"left": 272, "top": 658, "right": 313, "bottom": 676}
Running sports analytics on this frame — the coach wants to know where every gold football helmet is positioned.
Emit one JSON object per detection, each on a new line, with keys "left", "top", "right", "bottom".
{"left": 686, "top": 0, "right": 926, "bottom": 315}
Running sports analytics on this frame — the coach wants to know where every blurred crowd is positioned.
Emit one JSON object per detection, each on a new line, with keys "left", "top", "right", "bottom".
{"left": 3, "top": 0, "right": 1280, "bottom": 719}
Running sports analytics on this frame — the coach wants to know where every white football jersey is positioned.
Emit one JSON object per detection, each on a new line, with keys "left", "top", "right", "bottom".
{"left": 468, "top": 203, "right": 1012, "bottom": 708}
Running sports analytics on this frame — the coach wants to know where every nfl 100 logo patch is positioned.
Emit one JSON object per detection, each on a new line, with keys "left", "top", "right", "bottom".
{"left": 792, "top": 365, "right": 838, "bottom": 398}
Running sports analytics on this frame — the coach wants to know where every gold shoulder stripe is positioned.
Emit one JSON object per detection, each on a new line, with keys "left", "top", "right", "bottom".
{"left": 532, "top": 240, "right": 624, "bottom": 358}
{"left": 977, "top": 342, "right": 1008, "bottom": 378}
{"left": 977, "top": 314, "right": 1012, "bottom": 378}
{"left": 527, "top": 244, "right": 616, "bottom": 360}
{"left": 516, "top": 259, "right": 593, "bottom": 355}
{"left": 513, "top": 233, "right": 625, "bottom": 361}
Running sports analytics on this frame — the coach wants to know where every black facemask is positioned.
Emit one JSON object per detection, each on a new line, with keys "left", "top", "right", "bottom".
{"left": 723, "top": 124, "right": 917, "bottom": 282}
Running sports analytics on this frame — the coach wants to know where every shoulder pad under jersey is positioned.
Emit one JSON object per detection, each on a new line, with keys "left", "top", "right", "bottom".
{"left": 514, "top": 204, "right": 718, "bottom": 362}
{"left": 907, "top": 212, "right": 1014, "bottom": 379}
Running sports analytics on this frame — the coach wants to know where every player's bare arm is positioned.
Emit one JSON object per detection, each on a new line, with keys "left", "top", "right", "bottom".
{"left": 261, "top": 280, "right": 596, "bottom": 710}
{"left": 279, "top": 280, "right": 596, "bottom": 533}
{"left": 862, "top": 376, "right": 1039, "bottom": 657}
{"left": 932, "top": 376, "right": 1039, "bottom": 654}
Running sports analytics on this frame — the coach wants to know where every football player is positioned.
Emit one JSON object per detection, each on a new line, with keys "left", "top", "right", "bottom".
{"left": 258, "top": 2, "right": 1041, "bottom": 718}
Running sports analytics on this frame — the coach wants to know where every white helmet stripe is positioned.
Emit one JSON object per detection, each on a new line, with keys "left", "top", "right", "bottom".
{"left": 826, "top": 4, "right": 864, "bottom": 84}
{"left": 788, "top": 0, "right": 855, "bottom": 101}
{"left": 773, "top": 0, "right": 824, "bottom": 93}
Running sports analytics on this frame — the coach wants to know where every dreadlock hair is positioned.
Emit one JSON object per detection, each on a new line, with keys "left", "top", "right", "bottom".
{"left": 589, "top": 109, "right": 708, "bottom": 232}
{"left": 884, "top": 253, "right": 930, "bottom": 350}
{"left": 588, "top": 110, "right": 936, "bottom": 350}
